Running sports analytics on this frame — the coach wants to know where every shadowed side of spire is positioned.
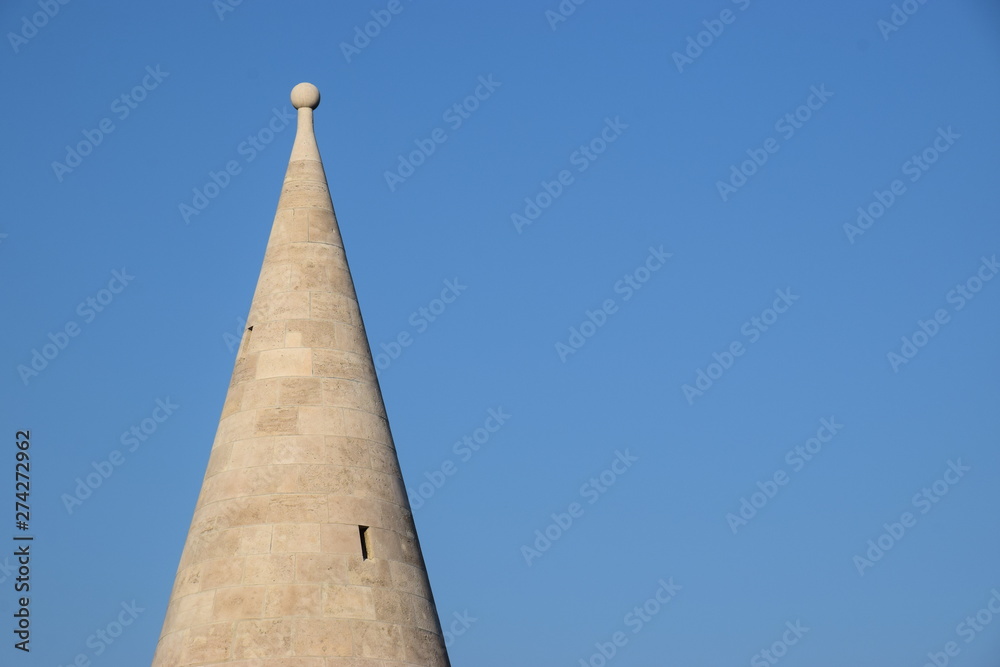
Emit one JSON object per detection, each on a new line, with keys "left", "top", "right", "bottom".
{"left": 151, "top": 83, "right": 451, "bottom": 667}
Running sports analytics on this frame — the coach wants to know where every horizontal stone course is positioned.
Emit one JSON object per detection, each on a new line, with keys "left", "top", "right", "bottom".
{"left": 151, "top": 86, "right": 449, "bottom": 666}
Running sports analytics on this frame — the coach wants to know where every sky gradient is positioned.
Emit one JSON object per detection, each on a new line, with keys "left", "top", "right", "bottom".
{"left": 2, "top": 1, "right": 1000, "bottom": 665}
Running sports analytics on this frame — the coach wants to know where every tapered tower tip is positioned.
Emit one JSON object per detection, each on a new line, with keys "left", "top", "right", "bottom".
{"left": 290, "top": 82, "right": 320, "bottom": 109}
{"left": 151, "top": 73, "right": 452, "bottom": 667}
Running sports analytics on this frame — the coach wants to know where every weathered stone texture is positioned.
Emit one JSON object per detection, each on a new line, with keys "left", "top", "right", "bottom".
{"left": 151, "top": 84, "right": 450, "bottom": 666}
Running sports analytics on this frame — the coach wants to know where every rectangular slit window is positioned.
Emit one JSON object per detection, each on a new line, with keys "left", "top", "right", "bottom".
{"left": 359, "top": 525, "right": 370, "bottom": 560}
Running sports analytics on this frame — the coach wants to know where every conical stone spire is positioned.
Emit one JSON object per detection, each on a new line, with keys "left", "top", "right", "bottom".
{"left": 151, "top": 83, "right": 451, "bottom": 666}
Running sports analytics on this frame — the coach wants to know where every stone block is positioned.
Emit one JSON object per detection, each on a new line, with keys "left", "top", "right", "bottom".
{"left": 214, "top": 586, "right": 266, "bottom": 620}
{"left": 264, "top": 584, "right": 322, "bottom": 617}
{"left": 297, "top": 405, "right": 344, "bottom": 435}
{"left": 352, "top": 621, "right": 405, "bottom": 661}
{"left": 320, "top": 523, "right": 364, "bottom": 557}
{"left": 255, "top": 407, "right": 301, "bottom": 436}
{"left": 309, "top": 291, "right": 356, "bottom": 325}
{"left": 257, "top": 348, "right": 313, "bottom": 379}
{"left": 233, "top": 618, "right": 294, "bottom": 659}
{"left": 184, "top": 621, "right": 233, "bottom": 663}
{"left": 277, "top": 376, "right": 325, "bottom": 404}
{"left": 322, "top": 584, "right": 375, "bottom": 620}
{"left": 243, "top": 554, "right": 295, "bottom": 585}
{"left": 267, "top": 494, "right": 326, "bottom": 524}
{"left": 272, "top": 523, "right": 321, "bottom": 553}
{"left": 295, "top": 553, "right": 351, "bottom": 584}
{"left": 292, "top": 618, "right": 353, "bottom": 657}
{"left": 272, "top": 435, "right": 325, "bottom": 464}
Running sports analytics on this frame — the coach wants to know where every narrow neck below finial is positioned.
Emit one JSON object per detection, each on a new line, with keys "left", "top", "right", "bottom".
{"left": 290, "top": 107, "right": 321, "bottom": 162}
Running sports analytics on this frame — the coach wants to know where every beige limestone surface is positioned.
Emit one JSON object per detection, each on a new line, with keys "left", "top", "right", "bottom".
{"left": 150, "top": 83, "right": 451, "bottom": 667}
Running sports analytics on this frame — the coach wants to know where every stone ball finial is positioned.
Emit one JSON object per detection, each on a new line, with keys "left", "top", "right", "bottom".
{"left": 291, "top": 83, "right": 320, "bottom": 110}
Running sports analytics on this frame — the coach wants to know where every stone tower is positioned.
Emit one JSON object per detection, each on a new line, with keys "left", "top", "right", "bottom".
{"left": 151, "top": 83, "right": 451, "bottom": 666}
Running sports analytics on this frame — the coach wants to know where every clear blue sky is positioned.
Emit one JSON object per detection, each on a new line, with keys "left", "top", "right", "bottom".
{"left": 3, "top": 1, "right": 999, "bottom": 665}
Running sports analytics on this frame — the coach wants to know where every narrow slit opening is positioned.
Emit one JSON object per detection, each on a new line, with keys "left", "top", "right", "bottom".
{"left": 240, "top": 325, "right": 254, "bottom": 353}
{"left": 359, "top": 525, "right": 370, "bottom": 560}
